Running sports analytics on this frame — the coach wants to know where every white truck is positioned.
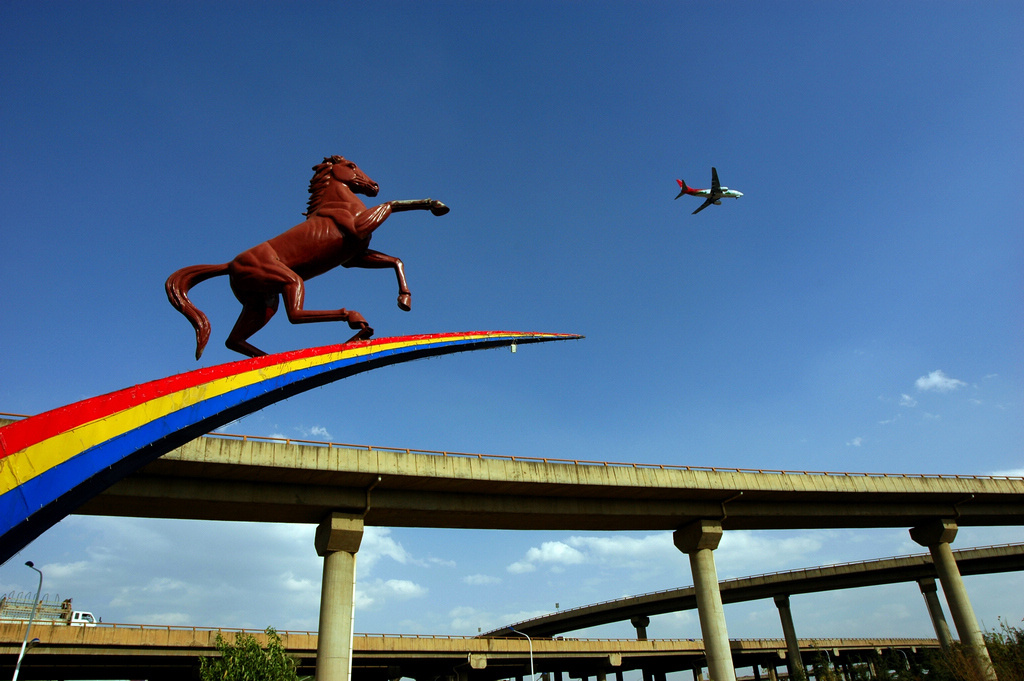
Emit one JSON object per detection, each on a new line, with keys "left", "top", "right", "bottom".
{"left": 0, "top": 592, "right": 98, "bottom": 626}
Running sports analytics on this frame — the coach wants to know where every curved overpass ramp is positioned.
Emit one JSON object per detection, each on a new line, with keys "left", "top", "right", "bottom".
{"left": 484, "top": 543, "right": 1024, "bottom": 638}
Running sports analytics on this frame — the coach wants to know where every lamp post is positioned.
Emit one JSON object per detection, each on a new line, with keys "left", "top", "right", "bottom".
{"left": 12, "top": 561, "right": 43, "bottom": 681}
{"left": 509, "top": 627, "right": 535, "bottom": 681}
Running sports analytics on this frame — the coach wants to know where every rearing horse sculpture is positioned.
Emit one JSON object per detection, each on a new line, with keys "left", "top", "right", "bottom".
{"left": 166, "top": 155, "right": 449, "bottom": 359}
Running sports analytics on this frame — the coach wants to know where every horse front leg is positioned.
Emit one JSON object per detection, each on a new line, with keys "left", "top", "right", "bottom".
{"left": 388, "top": 198, "right": 450, "bottom": 216}
{"left": 345, "top": 249, "right": 412, "bottom": 311}
{"left": 349, "top": 199, "right": 449, "bottom": 239}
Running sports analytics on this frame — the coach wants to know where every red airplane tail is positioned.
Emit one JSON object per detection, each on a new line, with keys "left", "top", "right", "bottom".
{"left": 674, "top": 179, "right": 689, "bottom": 200}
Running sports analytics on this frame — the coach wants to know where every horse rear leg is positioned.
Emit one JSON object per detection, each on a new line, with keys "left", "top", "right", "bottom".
{"left": 225, "top": 296, "right": 278, "bottom": 357}
{"left": 280, "top": 280, "right": 374, "bottom": 339}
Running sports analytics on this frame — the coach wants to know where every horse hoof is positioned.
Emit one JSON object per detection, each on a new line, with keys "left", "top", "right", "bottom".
{"left": 345, "top": 327, "right": 374, "bottom": 344}
{"left": 430, "top": 201, "right": 450, "bottom": 216}
{"left": 397, "top": 293, "right": 411, "bottom": 311}
{"left": 345, "top": 310, "right": 368, "bottom": 328}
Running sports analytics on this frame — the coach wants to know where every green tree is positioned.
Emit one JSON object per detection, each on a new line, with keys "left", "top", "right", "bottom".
{"left": 926, "top": 618, "right": 1024, "bottom": 681}
{"left": 199, "top": 627, "right": 305, "bottom": 681}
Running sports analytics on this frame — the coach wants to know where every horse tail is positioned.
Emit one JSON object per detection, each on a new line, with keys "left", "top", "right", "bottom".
{"left": 165, "top": 263, "right": 229, "bottom": 360}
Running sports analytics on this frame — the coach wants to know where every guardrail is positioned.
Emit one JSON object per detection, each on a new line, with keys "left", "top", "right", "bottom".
{"left": 4, "top": 412, "right": 1018, "bottom": 482}
{"left": 0, "top": 619, "right": 938, "bottom": 647}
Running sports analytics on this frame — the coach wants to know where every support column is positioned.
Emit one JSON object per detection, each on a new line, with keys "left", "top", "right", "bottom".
{"left": 910, "top": 520, "right": 995, "bottom": 681}
{"left": 631, "top": 615, "right": 651, "bottom": 640}
{"left": 674, "top": 520, "right": 736, "bottom": 681}
{"left": 917, "top": 577, "right": 954, "bottom": 650}
{"left": 773, "top": 595, "right": 804, "bottom": 681}
{"left": 315, "top": 513, "right": 364, "bottom": 681}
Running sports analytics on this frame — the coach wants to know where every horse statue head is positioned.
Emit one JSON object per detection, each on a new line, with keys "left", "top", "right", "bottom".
{"left": 305, "top": 155, "right": 379, "bottom": 216}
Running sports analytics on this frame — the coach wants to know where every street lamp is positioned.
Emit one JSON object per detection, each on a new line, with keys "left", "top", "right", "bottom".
{"left": 12, "top": 561, "right": 43, "bottom": 681}
{"left": 509, "top": 627, "right": 535, "bottom": 681}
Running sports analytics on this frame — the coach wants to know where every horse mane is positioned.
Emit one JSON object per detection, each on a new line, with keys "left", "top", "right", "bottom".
{"left": 304, "top": 155, "right": 345, "bottom": 216}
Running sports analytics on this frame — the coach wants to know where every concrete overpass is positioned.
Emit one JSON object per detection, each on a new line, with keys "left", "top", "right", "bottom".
{"left": 5, "top": 420, "right": 1021, "bottom": 681}
{"left": 76, "top": 430, "right": 1024, "bottom": 531}
{"left": 487, "top": 543, "right": 1024, "bottom": 638}
{"left": 0, "top": 622, "right": 941, "bottom": 681}
{"left": 78, "top": 430, "right": 1022, "bottom": 681}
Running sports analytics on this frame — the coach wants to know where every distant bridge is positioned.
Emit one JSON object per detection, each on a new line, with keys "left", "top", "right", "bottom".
{"left": 0, "top": 622, "right": 941, "bottom": 681}
{"left": 486, "top": 543, "right": 1024, "bottom": 638}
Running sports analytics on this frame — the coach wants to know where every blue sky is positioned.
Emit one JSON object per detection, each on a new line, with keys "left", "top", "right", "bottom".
{"left": 2, "top": 0, "right": 1022, "bottom": 653}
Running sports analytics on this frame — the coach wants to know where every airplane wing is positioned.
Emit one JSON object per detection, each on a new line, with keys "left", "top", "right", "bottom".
{"left": 710, "top": 167, "right": 721, "bottom": 193}
{"left": 692, "top": 198, "right": 715, "bottom": 215}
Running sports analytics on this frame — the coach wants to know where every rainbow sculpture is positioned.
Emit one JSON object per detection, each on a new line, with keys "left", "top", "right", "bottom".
{"left": 0, "top": 331, "right": 580, "bottom": 564}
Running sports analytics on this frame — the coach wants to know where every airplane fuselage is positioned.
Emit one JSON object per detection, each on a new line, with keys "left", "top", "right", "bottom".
{"left": 687, "top": 187, "right": 743, "bottom": 202}
{"left": 675, "top": 168, "right": 742, "bottom": 214}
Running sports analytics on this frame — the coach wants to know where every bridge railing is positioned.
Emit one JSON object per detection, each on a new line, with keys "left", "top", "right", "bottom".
{"left": 0, "top": 618, "right": 938, "bottom": 648}
{"left": 3, "top": 411, "right": 1020, "bottom": 481}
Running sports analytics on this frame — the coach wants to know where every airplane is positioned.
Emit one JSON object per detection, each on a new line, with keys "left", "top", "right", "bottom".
{"left": 674, "top": 167, "right": 743, "bottom": 214}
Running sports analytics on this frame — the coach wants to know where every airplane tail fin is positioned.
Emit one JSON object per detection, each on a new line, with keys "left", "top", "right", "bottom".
{"left": 674, "top": 179, "right": 688, "bottom": 200}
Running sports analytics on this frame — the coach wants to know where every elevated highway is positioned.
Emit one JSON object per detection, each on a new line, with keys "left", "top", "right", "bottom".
{"left": 73, "top": 430, "right": 1024, "bottom": 531}
{"left": 4, "top": 419, "right": 1019, "bottom": 681}
{"left": 486, "top": 543, "right": 1024, "bottom": 638}
{"left": 72, "top": 430, "right": 1021, "bottom": 681}
{"left": 0, "top": 622, "right": 941, "bottom": 681}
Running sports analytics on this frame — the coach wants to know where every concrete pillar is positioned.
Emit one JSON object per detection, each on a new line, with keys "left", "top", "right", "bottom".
{"left": 772, "top": 595, "right": 804, "bottom": 681}
{"left": 314, "top": 513, "right": 364, "bottom": 681}
{"left": 910, "top": 520, "right": 995, "bottom": 681}
{"left": 631, "top": 615, "right": 651, "bottom": 640}
{"left": 917, "top": 577, "right": 954, "bottom": 650}
{"left": 674, "top": 520, "right": 735, "bottom": 681}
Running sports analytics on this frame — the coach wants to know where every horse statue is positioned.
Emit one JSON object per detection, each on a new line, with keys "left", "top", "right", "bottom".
{"left": 165, "top": 155, "right": 449, "bottom": 359}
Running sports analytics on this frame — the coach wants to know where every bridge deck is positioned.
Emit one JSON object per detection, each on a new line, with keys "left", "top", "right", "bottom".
{"left": 486, "top": 543, "right": 1024, "bottom": 637}
{"left": 0, "top": 623, "right": 940, "bottom": 681}
{"left": 76, "top": 430, "right": 1024, "bottom": 531}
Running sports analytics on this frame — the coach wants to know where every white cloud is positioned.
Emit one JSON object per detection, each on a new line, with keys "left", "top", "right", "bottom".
{"left": 359, "top": 527, "right": 414, "bottom": 571}
{"left": 567, "top": 534, "right": 676, "bottom": 569}
{"left": 524, "top": 541, "right": 586, "bottom": 565}
{"left": 716, "top": 531, "right": 824, "bottom": 576}
{"left": 308, "top": 425, "right": 332, "bottom": 440}
{"left": 39, "top": 560, "right": 91, "bottom": 581}
{"left": 280, "top": 571, "right": 316, "bottom": 592}
{"left": 899, "top": 394, "right": 917, "bottom": 407}
{"left": 506, "top": 561, "right": 536, "bottom": 574}
{"left": 355, "top": 578, "right": 428, "bottom": 611}
{"left": 915, "top": 370, "right": 966, "bottom": 393}
{"left": 507, "top": 535, "right": 675, "bottom": 575}
{"left": 463, "top": 574, "right": 501, "bottom": 586}
{"left": 382, "top": 579, "right": 426, "bottom": 598}
{"left": 988, "top": 468, "right": 1024, "bottom": 477}
{"left": 846, "top": 437, "right": 863, "bottom": 447}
